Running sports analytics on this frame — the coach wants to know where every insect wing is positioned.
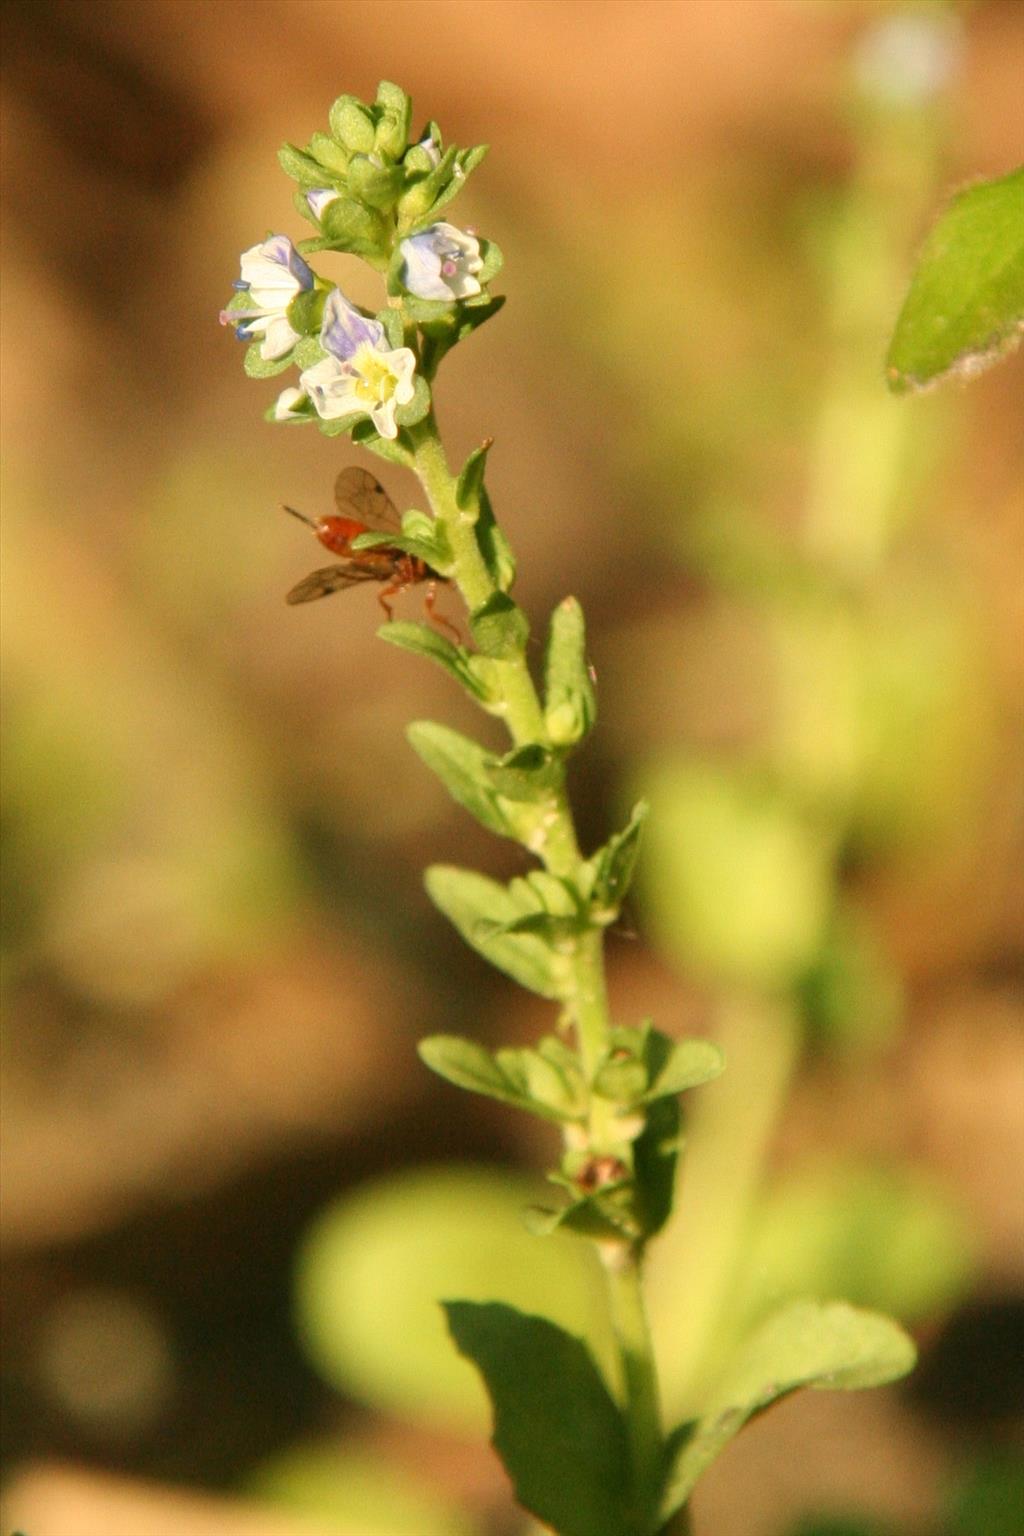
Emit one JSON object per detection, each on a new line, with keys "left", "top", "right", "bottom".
{"left": 334, "top": 466, "right": 401, "bottom": 533}
{"left": 285, "top": 563, "right": 378, "bottom": 605}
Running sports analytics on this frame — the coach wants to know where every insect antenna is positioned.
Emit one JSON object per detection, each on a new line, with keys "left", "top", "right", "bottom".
{"left": 282, "top": 504, "right": 319, "bottom": 530}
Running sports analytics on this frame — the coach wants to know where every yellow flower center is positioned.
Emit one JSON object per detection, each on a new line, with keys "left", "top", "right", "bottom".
{"left": 352, "top": 344, "right": 396, "bottom": 405}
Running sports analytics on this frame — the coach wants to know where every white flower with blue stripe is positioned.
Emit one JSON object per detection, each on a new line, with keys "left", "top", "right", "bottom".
{"left": 221, "top": 235, "right": 314, "bottom": 361}
{"left": 299, "top": 290, "right": 417, "bottom": 440}
{"left": 400, "top": 222, "right": 483, "bottom": 301}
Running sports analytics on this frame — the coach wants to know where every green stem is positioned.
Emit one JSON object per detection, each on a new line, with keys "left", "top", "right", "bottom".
{"left": 409, "top": 412, "right": 668, "bottom": 1517}
{"left": 656, "top": 996, "right": 801, "bottom": 1415}
{"left": 603, "top": 1243, "right": 664, "bottom": 1519}
{"left": 412, "top": 423, "right": 500, "bottom": 612}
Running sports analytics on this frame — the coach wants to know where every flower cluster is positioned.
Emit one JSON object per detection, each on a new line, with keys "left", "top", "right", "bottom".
{"left": 221, "top": 83, "right": 503, "bottom": 446}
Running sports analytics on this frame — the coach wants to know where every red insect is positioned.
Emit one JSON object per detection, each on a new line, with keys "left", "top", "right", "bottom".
{"left": 284, "top": 467, "right": 457, "bottom": 638}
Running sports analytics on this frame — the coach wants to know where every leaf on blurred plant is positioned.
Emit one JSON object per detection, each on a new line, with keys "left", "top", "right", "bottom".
{"left": 444, "top": 1301, "right": 632, "bottom": 1536}
{"left": 543, "top": 597, "right": 597, "bottom": 747}
{"left": 377, "top": 621, "right": 491, "bottom": 701}
{"left": 631, "top": 1095, "right": 682, "bottom": 1239}
{"left": 585, "top": 801, "right": 648, "bottom": 919}
{"left": 637, "top": 760, "right": 833, "bottom": 991}
{"left": 470, "top": 592, "right": 530, "bottom": 658}
{"left": 740, "top": 1164, "right": 974, "bottom": 1326}
{"left": 294, "top": 1165, "right": 611, "bottom": 1434}
{"left": 886, "top": 165, "right": 1024, "bottom": 392}
{"left": 249, "top": 1441, "right": 476, "bottom": 1536}
{"left": 419, "top": 1034, "right": 582, "bottom": 1122}
{"left": 944, "top": 1453, "right": 1024, "bottom": 1536}
{"left": 406, "top": 721, "right": 512, "bottom": 838}
{"left": 658, "top": 1300, "right": 917, "bottom": 1520}
{"left": 642, "top": 1034, "right": 725, "bottom": 1102}
{"left": 425, "top": 865, "right": 570, "bottom": 998}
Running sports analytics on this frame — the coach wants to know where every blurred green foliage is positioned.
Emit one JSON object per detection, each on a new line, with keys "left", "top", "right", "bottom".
{"left": 250, "top": 1441, "right": 477, "bottom": 1536}
{"left": 293, "top": 1164, "right": 612, "bottom": 1434}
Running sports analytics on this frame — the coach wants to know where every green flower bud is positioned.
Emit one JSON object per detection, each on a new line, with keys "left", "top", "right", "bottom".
{"left": 328, "top": 94, "right": 376, "bottom": 155}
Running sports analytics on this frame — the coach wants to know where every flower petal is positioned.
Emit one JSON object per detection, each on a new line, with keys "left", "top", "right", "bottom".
{"left": 240, "top": 235, "right": 314, "bottom": 310}
{"left": 306, "top": 188, "right": 341, "bottom": 220}
{"left": 320, "top": 289, "right": 385, "bottom": 360}
{"left": 399, "top": 222, "right": 483, "bottom": 301}
{"left": 259, "top": 313, "right": 301, "bottom": 361}
{"left": 273, "top": 385, "right": 310, "bottom": 420}
{"left": 299, "top": 355, "right": 364, "bottom": 421}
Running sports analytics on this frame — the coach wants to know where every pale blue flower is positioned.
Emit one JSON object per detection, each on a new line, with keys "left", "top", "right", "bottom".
{"left": 400, "top": 222, "right": 483, "bottom": 301}
{"left": 299, "top": 290, "right": 416, "bottom": 439}
{"left": 220, "top": 235, "right": 314, "bottom": 361}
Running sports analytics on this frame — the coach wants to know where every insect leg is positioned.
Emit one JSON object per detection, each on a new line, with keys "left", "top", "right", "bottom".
{"left": 377, "top": 580, "right": 400, "bottom": 621}
{"left": 423, "top": 582, "right": 462, "bottom": 644}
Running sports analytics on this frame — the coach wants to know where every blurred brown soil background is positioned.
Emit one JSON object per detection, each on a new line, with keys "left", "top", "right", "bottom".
{"left": 1, "top": 2, "right": 1022, "bottom": 1533}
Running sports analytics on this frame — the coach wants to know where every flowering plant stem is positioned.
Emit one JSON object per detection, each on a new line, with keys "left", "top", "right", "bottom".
{"left": 412, "top": 412, "right": 666, "bottom": 1491}
{"left": 226, "top": 79, "right": 922, "bottom": 1533}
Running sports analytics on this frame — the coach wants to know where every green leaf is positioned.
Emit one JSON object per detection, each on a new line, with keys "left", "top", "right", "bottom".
{"left": 328, "top": 94, "right": 376, "bottom": 155}
{"left": 487, "top": 744, "right": 561, "bottom": 802}
{"left": 406, "top": 721, "right": 511, "bottom": 838}
{"left": 249, "top": 1441, "right": 475, "bottom": 1536}
{"left": 320, "top": 196, "right": 389, "bottom": 259}
{"left": 637, "top": 761, "right": 832, "bottom": 990}
{"left": 593, "top": 1054, "right": 648, "bottom": 1104}
{"left": 457, "top": 292, "right": 506, "bottom": 338}
{"left": 397, "top": 145, "right": 458, "bottom": 229}
{"left": 455, "top": 439, "right": 493, "bottom": 515}
{"left": 419, "top": 1035, "right": 583, "bottom": 1124}
{"left": 376, "top": 621, "right": 489, "bottom": 700}
{"left": 287, "top": 288, "right": 325, "bottom": 337}
{"left": 524, "top": 1195, "right": 634, "bottom": 1243}
{"left": 402, "top": 294, "right": 458, "bottom": 328}
{"left": 587, "top": 801, "right": 648, "bottom": 918}
{"left": 474, "top": 486, "right": 516, "bottom": 592}
{"left": 443, "top": 1302, "right": 632, "bottom": 1536}
{"left": 425, "top": 865, "right": 569, "bottom": 999}
{"left": 348, "top": 154, "right": 405, "bottom": 211}
{"left": 292, "top": 335, "right": 325, "bottom": 369}
{"left": 308, "top": 130, "right": 350, "bottom": 176}
{"left": 424, "top": 144, "right": 490, "bottom": 220}
{"left": 243, "top": 342, "right": 292, "bottom": 379}
{"left": 741, "top": 1164, "right": 973, "bottom": 1325}
{"left": 418, "top": 1035, "right": 533, "bottom": 1111}
{"left": 374, "top": 80, "right": 412, "bottom": 161}
{"left": 352, "top": 419, "right": 414, "bottom": 468}
{"left": 295, "top": 1165, "right": 612, "bottom": 1434}
{"left": 631, "top": 1096, "right": 681, "bottom": 1239}
{"left": 887, "top": 165, "right": 1024, "bottom": 392}
{"left": 496, "top": 1044, "right": 583, "bottom": 1117}
{"left": 658, "top": 1300, "right": 917, "bottom": 1519}
{"left": 643, "top": 1035, "right": 725, "bottom": 1101}
{"left": 279, "top": 141, "right": 330, "bottom": 185}
{"left": 477, "top": 237, "right": 504, "bottom": 285}
{"left": 470, "top": 592, "right": 529, "bottom": 658}
{"left": 459, "top": 143, "right": 489, "bottom": 176}
{"left": 395, "top": 373, "right": 432, "bottom": 429}
{"left": 544, "top": 596, "right": 597, "bottom": 746}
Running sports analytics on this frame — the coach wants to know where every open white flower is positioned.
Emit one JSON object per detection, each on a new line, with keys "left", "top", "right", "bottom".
{"left": 399, "top": 222, "right": 483, "bottom": 301}
{"left": 220, "top": 235, "right": 314, "bottom": 361}
{"left": 299, "top": 289, "right": 416, "bottom": 440}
